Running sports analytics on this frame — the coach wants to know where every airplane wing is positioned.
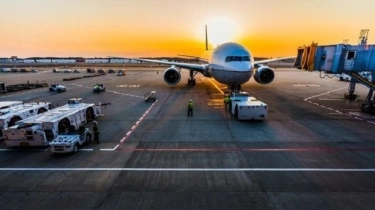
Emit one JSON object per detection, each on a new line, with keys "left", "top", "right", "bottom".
{"left": 177, "top": 54, "right": 209, "bottom": 64}
{"left": 120, "top": 57, "right": 207, "bottom": 73}
{"left": 254, "top": 56, "right": 296, "bottom": 65}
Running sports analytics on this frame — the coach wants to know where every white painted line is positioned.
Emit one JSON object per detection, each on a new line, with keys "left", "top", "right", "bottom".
{"left": 0, "top": 167, "right": 375, "bottom": 172}
{"left": 304, "top": 87, "right": 375, "bottom": 126}
{"left": 79, "top": 149, "right": 94, "bottom": 151}
{"left": 0, "top": 148, "right": 48, "bottom": 152}
{"left": 135, "top": 121, "right": 140, "bottom": 125}
{"left": 120, "top": 138, "right": 126, "bottom": 143}
{"left": 140, "top": 117, "right": 144, "bottom": 121}
{"left": 113, "top": 144, "right": 120, "bottom": 150}
{"left": 126, "top": 131, "right": 131, "bottom": 136}
{"left": 100, "top": 149, "right": 115, "bottom": 151}
{"left": 131, "top": 126, "right": 136, "bottom": 130}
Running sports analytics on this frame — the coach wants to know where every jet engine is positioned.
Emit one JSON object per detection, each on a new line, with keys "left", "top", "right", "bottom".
{"left": 253, "top": 66, "right": 274, "bottom": 84}
{"left": 163, "top": 66, "right": 181, "bottom": 85}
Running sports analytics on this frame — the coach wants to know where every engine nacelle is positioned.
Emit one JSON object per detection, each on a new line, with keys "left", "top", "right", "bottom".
{"left": 253, "top": 66, "right": 274, "bottom": 84}
{"left": 163, "top": 67, "right": 181, "bottom": 85}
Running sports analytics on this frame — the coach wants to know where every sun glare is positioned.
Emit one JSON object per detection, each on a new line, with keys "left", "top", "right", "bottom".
{"left": 207, "top": 17, "right": 238, "bottom": 47}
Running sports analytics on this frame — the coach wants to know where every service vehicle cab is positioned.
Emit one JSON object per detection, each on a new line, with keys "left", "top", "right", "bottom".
{"left": 93, "top": 84, "right": 105, "bottom": 93}
{"left": 117, "top": 69, "right": 126, "bottom": 76}
{"left": 49, "top": 84, "right": 66, "bottom": 92}
{"left": 144, "top": 91, "right": 156, "bottom": 102}
{"left": 50, "top": 126, "right": 92, "bottom": 153}
{"left": 229, "top": 91, "right": 267, "bottom": 120}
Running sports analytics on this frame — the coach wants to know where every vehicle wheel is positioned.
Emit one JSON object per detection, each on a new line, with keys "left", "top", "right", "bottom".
{"left": 49, "top": 88, "right": 53, "bottom": 92}
{"left": 73, "top": 144, "right": 78, "bottom": 153}
{"left": 57, "top": 89, "right": 62, "bottom": 93}
{"left": 235, "top": 105, "right": 239, "bottom": 120}
{"left": 86, "top": 133, "right": 92, "bottom": 142}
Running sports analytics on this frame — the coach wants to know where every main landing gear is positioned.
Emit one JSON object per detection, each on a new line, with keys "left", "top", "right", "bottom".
{"left": 188, "top": 70, "right": 197, "bottom": 85}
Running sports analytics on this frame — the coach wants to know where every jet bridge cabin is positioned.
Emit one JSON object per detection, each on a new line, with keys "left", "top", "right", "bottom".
{"left": 295, "top": 43, "right": 375, "bottom": 114}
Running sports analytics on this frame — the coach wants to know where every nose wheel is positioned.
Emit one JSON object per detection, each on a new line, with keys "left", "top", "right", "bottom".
{"left": 229, "top": 84, "right": 242, "bottom": 92}
{"left": 188, "top": 70, "right": 197, "bottom": 85}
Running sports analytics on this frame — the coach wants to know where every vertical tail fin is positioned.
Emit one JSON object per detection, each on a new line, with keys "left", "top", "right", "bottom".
{"left": 205, "top": 25, "right": 208, "bottom": 51}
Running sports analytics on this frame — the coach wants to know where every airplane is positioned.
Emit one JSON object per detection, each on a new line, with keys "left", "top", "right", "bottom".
{"left": 122, "top": 25, "right": 295, "bottom": 91}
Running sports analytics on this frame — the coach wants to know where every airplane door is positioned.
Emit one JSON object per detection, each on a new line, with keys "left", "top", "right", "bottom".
{"left": 344, "top": 51, "right": 356, "bottom": 70}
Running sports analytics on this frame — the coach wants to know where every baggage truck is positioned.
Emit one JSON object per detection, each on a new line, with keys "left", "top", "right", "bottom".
{"left": 3, "top": 98, "right": 101, "bottom": 147}
{"left": 0, "top": 102, "right": 52, "bottom": 138}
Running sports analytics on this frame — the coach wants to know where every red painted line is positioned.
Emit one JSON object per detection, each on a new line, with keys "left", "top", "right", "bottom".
{"left": 115, "top": 148, "right": 375, "bottom": 152}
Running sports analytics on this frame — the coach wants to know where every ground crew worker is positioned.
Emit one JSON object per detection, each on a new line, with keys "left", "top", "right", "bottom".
{"left": 224, "top": 95, "right": 230, "bottom": 109}
{"left": 93, "top": 121, "right": 100, "bottom": 144}
{"left": 187, "top": 99, "right": 194, "bottom": 116}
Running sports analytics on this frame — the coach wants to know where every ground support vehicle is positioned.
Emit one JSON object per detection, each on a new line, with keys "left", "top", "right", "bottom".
{"left": 49, "top": 84, "right": 66, "bottom": 92}
{"left": 87, "top": 68, "right": 96, "bottom": 73}
{"left": 117, "top": 69, "right": 126, "bottom": 76}
{"left": 0, "top": 102, "right": 52, "bottom": 138}
{"left": 50, "top": 127, "right": 92, "bottom": 153}
{"left": 0, "top": 101, "right": 23, "bottom": 110}
{"left": 229, "top": 91, "right": 267, "bottom": 120}
{"left": 144, "top": 91, "right": 156, "bottom": 102}
{"left": 93, "top": 84, "right": 105, "bottom": 93}
{"left": 3, "top": 98, "right": 101, "bottom": 147}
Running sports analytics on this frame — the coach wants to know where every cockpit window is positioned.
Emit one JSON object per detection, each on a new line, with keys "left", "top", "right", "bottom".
{"left": 225, "top": 56, "right": 250, "bottom": 62}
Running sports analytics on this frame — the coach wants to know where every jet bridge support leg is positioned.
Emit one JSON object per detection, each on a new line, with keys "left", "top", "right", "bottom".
{"left": 344, "top": 78, "right": 358, "bottom": 101}
{"left": 361, "top": 89, "right": 375, "bottom": 114}
{"left": 188, "top": 70, "right": 196, "bottom": 85}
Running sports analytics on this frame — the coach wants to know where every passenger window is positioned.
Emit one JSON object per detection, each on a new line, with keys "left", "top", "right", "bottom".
{"left": 347, "top": 51, "right": 355, "bottom": 60}
{"left": 242, "top": 56, "right": 250, "bottom": 61}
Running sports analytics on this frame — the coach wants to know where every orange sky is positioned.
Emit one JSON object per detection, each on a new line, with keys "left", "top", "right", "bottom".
{"left": 0, "top": 0, "right": 374, "bottom": 58}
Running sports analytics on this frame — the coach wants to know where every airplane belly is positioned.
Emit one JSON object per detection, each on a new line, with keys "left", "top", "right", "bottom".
{"left": 210, "top": 69, "right": 252, "bottom": 85}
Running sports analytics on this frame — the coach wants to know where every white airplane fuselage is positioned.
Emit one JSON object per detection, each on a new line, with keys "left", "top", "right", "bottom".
{"left": 208, "top": 42, "right": 254, "bottom": 86}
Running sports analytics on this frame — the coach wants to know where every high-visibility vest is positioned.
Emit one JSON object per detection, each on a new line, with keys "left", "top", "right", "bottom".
{"left": 188, "top": 102, "right": 193, "bottom": 108}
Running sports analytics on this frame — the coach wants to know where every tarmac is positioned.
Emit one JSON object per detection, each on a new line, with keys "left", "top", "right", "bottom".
{"left": 0, "top": 66, "right": 374, "bottom": 209}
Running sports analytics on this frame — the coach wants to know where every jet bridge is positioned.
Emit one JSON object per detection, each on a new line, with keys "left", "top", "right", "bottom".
{"left": 294, "top": 43, "right": 375, "bottom": 114}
